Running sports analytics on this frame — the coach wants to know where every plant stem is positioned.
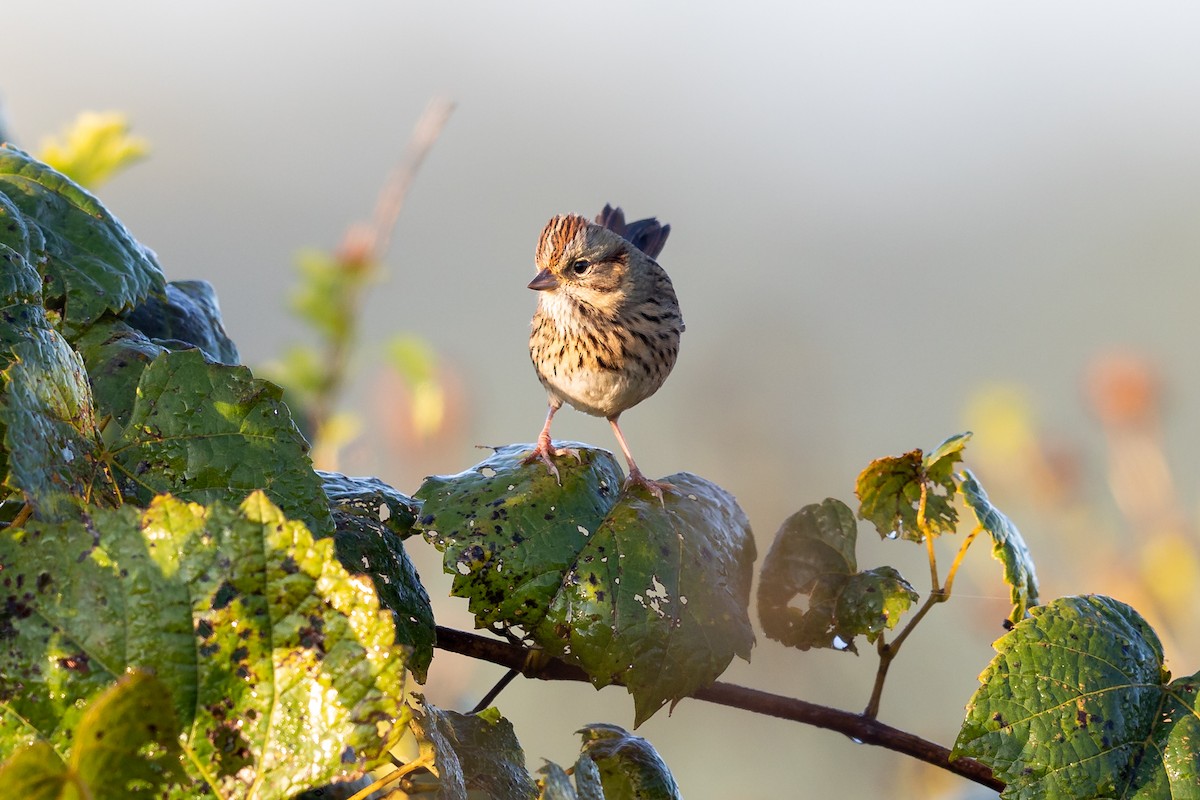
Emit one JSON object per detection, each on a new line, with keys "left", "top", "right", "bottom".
{"left": 862, "top": 589, "right": 945, "bottom": 719}
{"left": 346, "top": 751, "right": 436, "bottom": 800}
{"left": 470, "top": 667, "right": 520, "bottom": 714}
{"left": 432, "top": 626, "right": 1003, "bottom": 793}
{"left": 942, "top": 525, "right": 982, "bottom": 599}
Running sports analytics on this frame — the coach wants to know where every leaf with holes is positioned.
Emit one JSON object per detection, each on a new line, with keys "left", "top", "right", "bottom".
{"left": 953, "top": 595, "right": 1199, "bottom": 799}
{"left": 417, "top": 447, "right": 756, "bottom": 726}
{"left": 531, "top": 472, "right": 755, "bottom": 726}
{"left": 0, "top": 492, "right": 406, "bottom": 799}
{"left": 757, "top": 498, "right": 917, "bottom": 653}
{"left": 0, "top": 144, "right": 164, "bottom": 336}
{"left": 0, "top": 671, "right": 185, "bottom": 798}
{"left": 105, "top": 347, "right": 332, "bottom": 537}
{"left": 411, "top": 700, "right": 538, "bottom": 800}
{"left": 415, "top": 443, "right": 624, "bottom": 631}
{"left": 322, "top": 471, "right": 434, "bottom": 681}
{"left": 856, "top": 432, "right": 970, "bottom": 541}
{"left": 960, "top": 470, "right": 1039, "bottom": 624}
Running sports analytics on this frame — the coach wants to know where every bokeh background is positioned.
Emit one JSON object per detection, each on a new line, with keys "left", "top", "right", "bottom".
{"left": 7, "top": 3, "right": 1200, "bottom": 797}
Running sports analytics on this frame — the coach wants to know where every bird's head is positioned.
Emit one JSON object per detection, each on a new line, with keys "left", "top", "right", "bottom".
{"left": 528, "top": 213, "right": 635, "bottom": 314}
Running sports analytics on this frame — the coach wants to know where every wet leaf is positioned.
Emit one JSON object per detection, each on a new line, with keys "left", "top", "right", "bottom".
{"left": 0, "top": 144, "right": 164, "bottom": 336}
{"left": 0, "top": 322, "right": 115, "bottom": 519}
{"left": 321, "top": 470, "right": 418, "bottom": 538}
{"left": 757, "top": 498, "right": 917, "bottom": 652}
{"left": 74, "top": 317, "right": 168, "bottom": 429}
{"left": 322, "top": 471, "right": 435, "bottom": 681}
{"left": 960, "top": 470, "right": 1039, "bottom": 623}
{"left": 953, "top": 595, "right": 1198, "bottom": 799}
{"left": 856, "top": 432, "right": 970, "bottom": 541}
{"left": 0, "top": 671, "right": 186, "bottom": 797}
{"left": 417, "top": 447, "right": 755, "bottom": 725}
{"left": 538, "top": 753, "right": 605, "bottom": 800}
{"left": 0, "top": 492, "right": 406, "bottom": 798}
{"left": 411, "top": 700, "right": 538, "bottom": 800}
{"left": 106, "top": 348, "right": 333, "bottom": 537}
{"left": 579, "top": 724, "right": 681, "bottom": 800}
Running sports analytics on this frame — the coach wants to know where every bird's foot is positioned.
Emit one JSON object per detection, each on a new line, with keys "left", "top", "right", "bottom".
{"left": 523, "top": 440, "right": 581, "bottom": 484}
{"left": 623, "top": 468, "right": 674, "bottom": 505}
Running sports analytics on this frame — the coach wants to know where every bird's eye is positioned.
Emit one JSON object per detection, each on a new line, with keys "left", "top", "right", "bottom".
{"left": 571, "top": 259, "right": 591, "bottom": 275}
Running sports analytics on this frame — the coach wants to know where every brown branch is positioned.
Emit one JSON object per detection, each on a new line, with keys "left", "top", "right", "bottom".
{"left": 433, "top": 626, "right": 1003, "bottom": 793}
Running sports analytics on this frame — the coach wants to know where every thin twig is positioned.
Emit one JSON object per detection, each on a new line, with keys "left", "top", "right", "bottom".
{"left": 470, "top": 667, "right": 520, "bottom": 714}
{"left": 346, "top": 751, "right": 436, "bottom": 800}
{"left": 942, "top": 524, "right": 983, "bottom": 599}
{"left": 433, "top": 626, "right": 1002, "bottom": 792}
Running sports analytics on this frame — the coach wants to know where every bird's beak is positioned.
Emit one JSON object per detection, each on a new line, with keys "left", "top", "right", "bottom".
{"left": 527, "top": 268, "right": 559, "bottom": 291}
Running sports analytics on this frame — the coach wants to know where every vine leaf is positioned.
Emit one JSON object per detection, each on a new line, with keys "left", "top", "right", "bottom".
{"left": 758, "top": 498, "right": 918, "bottom": 653}
{"left": 579, "top": 723, "right": 682, "bottom": 800}
{"left": 539, "top": 755, "right": 604, "bottom": 800}
{"left": 0, "top": 671, "right": 185, "bottom": 798}
{"left": 0, "top": 492, "right": 406, "bottom": 799}
{"left": 0, "top": 144, "right": 164, "bottom": 336}
{"left": 416, "top": 445, "right": 756, "bottom": 726}
{"left": 416, "top": 443, "right": 624, "bottom": 631}
{"left": 960, "top": 470, "right": 1039, "bottom": 623}
{"left": 105, "top": 347, "right": 333, "bottom": 537}
{"left": 411, "top": 700, "right": 538, "bottom": 800}
{"left": 321, "top": 470, "right": 435, "bottom": 681}
{"left": 124, "top": 280, "right": 241, "bottom": 365}
{"left": 856, "top": 432, "right": 970, "bottom": 541}
{"left": 75, "top": 317, "right": 170, "bottom": 429}
{"left": 0, "top": 320, "right": 115, "bottom": 519}
{"left": 953, "top": 595, "right": 1198, "bottom": 799}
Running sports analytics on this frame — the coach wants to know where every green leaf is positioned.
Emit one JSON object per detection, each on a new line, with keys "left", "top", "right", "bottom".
{"left": 953, "top": 595, "right": 1198, "bottom": 800}
{"left": 960, "top": 470, "right": 1039, "bottom": 623}
{"left": 416, "top": 443, "right": 624, "bottom": 631}
{"left": 106, "top": 348, "right": 333, "bottom": 537}
{"left": 578, "top": 724, "right": 681, "bottom": 800}
{"left": 74, "top": 317, "right": 168, "bottom": 429}
{"left": 0, "top": 324, "right": 115, "bottom": 519}
{"left": 124, "top": 280, "right": 240, "bottom": 364}
{"left": 321, "top": 471, "right": 435, "bottom": 682}
{"left": 539, "top": 755, "right": 605, "bottom": 800}
{"left": 757, "top": 499, "right": 917, "bottom": 652}
{"left": 537, "top": 471, "right": 756, "bottom": 725}
{"left": 0, "top": 144, "right": 164, "bottom": 335}
{"left": 36, "top": 111, "right": 150, "bottom": 189}
{"left": 540, "top": 761, "right": 581, "bottom": 800}
{"left": 0, "top": 492, "right": 406, "bottom": 798}
{"left": 855, "top": 432, "right": 970, "bottom": 541}
{"left": 412, "top": 700, "right": 538, "bottom": 800}
{"left": 321, "top": 469, "right": 418, "bottom": 538}
{"left": 0, "top": 671, "right": 186, "bottom": 798}
{"left": 418, "top": 447, "right": 755, "bottom": 726}
{"left": 923, "top": 431, "right": 971, "bottom": 484}
{"left": 0, "top": 741, "right": 67, "bottom": 798}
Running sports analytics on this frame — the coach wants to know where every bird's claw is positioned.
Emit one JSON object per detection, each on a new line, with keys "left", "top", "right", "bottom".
{"left": 523, "top": 442, "right": 581, "bottom": 485}
{"left": 624, "top": 469, "right": 674, "bottom": 505}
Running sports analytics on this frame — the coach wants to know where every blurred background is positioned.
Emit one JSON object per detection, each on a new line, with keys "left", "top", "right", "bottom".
{"left": 7, "top": 2, "right": 1200, "bottom": 797}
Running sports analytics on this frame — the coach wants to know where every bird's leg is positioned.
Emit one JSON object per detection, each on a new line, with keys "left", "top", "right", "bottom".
{"left": 608, "top": 416, "right": 672, "bottom": 503}
{"left": 523, "top": 402, "right": 580, "bottom": 483}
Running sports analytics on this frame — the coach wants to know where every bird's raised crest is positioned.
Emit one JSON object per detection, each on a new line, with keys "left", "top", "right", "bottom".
{"left": 536, "top": 213, "right": 589, "bottom": 267}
